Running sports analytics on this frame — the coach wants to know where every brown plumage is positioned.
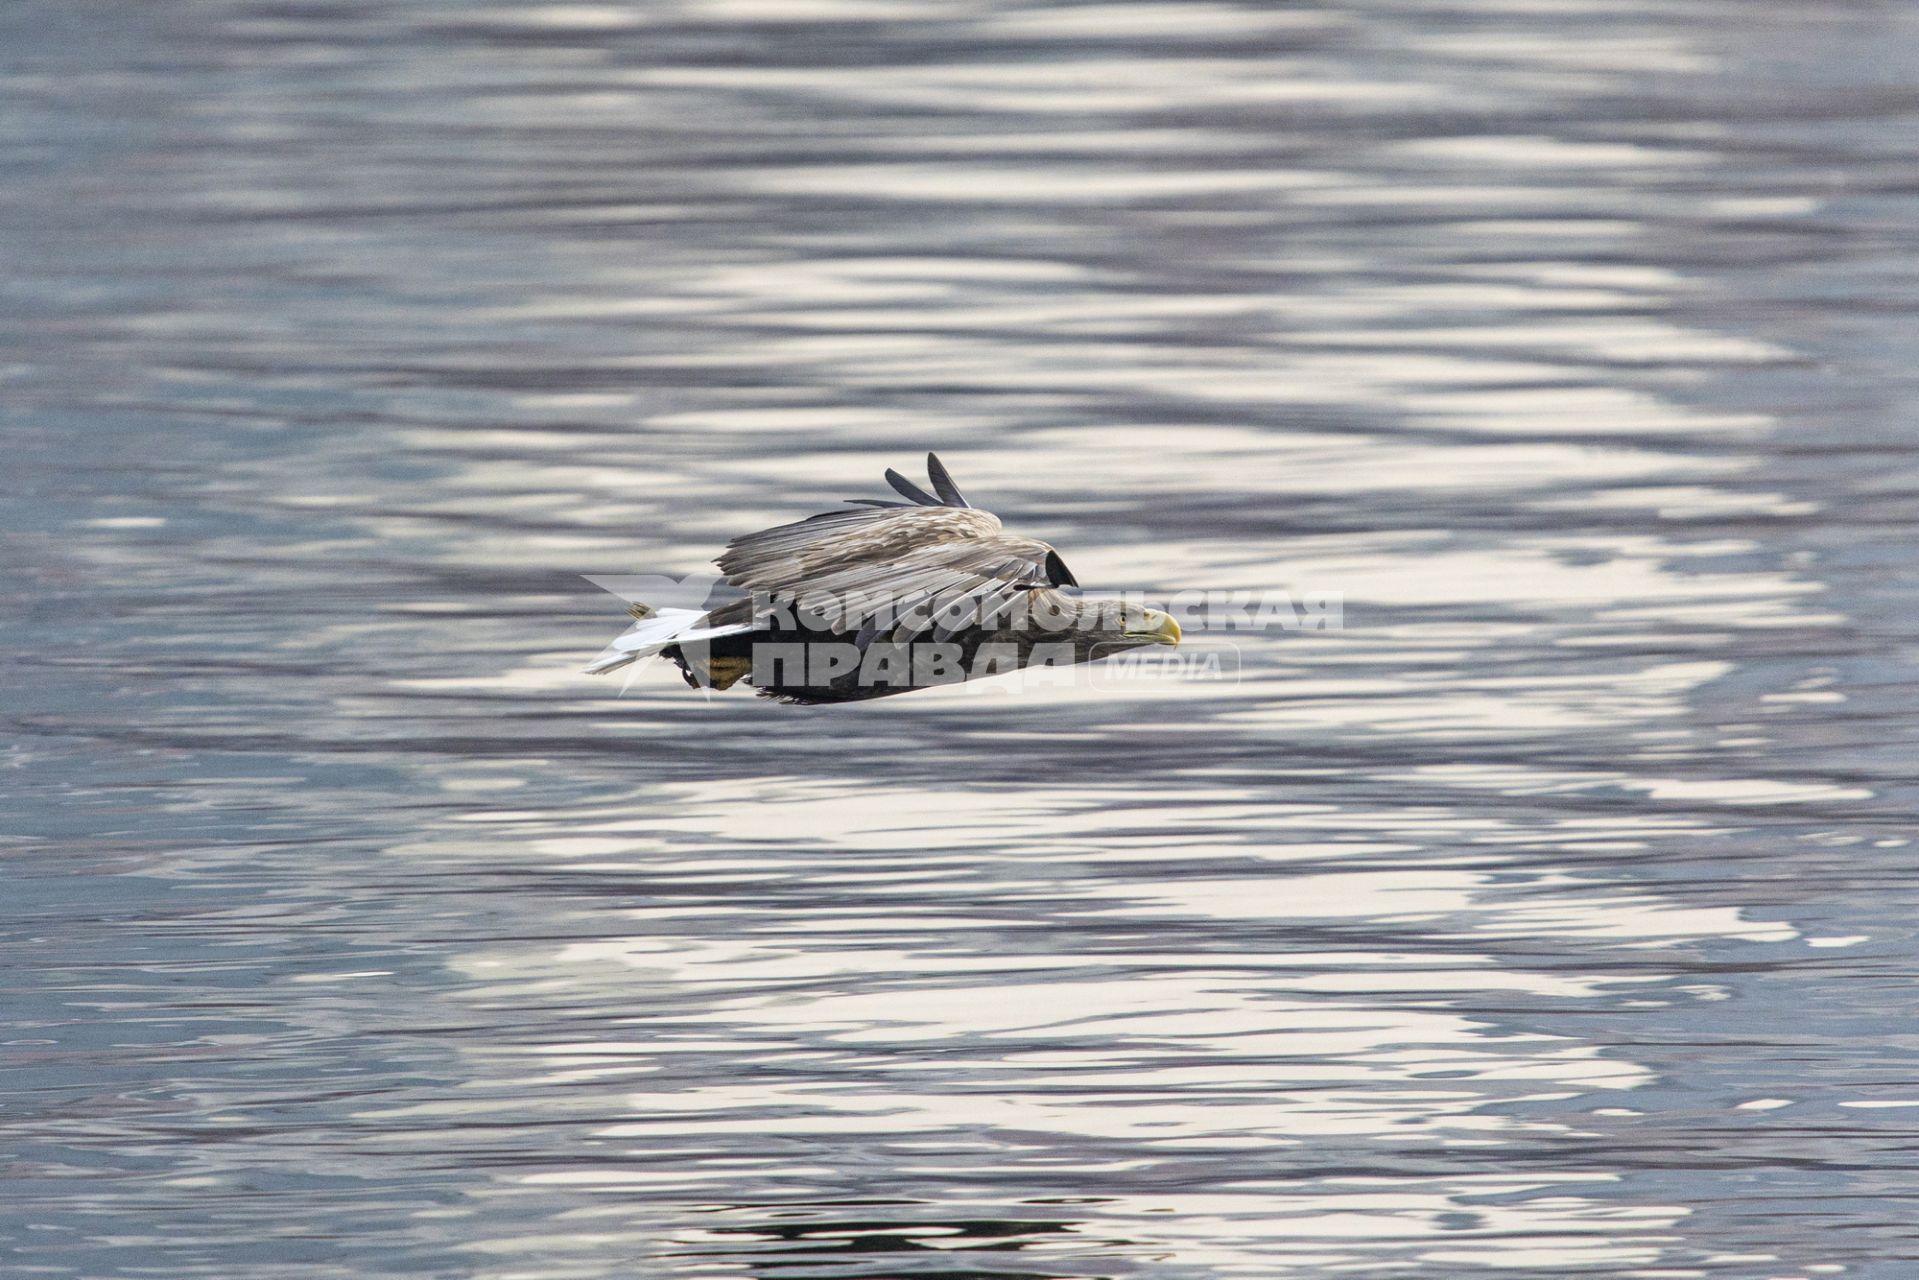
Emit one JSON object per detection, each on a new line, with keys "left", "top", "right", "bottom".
{"left": 586, "top": 454, "right": 1180, "bottom": 703}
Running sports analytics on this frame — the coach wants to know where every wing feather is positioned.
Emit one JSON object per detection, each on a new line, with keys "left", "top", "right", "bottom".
{"left": 925, "top": 452, "right": 970, "bottom": 507}
{"left": 885, "top": 469, "right": 943, "bottom": 506}
{"left": 716, "top": 503, "right": 1068, "bottom": 646}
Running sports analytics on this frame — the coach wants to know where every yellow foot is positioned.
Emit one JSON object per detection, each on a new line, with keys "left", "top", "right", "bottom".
{"left": 703, "top": 656, "right": 752, "bottom": 690}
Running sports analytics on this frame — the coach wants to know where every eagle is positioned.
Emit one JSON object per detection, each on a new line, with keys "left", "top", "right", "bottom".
{"left": 586, "top": 453, "right": 1181, "bottom": 703}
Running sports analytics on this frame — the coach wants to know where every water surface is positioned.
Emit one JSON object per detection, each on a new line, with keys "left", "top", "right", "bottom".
{"left": 5, "top": 1, "right": 1919, "bottom": 1276}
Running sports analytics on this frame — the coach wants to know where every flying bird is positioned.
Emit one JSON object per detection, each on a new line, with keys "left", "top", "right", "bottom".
{"left": 586, "top": 453, "right": 1180, "bottom": 703}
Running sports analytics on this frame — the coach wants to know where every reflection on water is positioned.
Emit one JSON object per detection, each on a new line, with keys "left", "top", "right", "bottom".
{"left": 5, "top": 0, "right": 1919, "bottom": 1277}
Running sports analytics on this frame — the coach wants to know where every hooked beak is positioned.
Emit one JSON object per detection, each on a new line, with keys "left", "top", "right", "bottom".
{"left": 1124, "top": 608, "right": 1181, "bottom": 646}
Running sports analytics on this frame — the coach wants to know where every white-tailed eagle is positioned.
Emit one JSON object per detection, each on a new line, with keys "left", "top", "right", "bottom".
{"left": 586, "top": 453, "right": 1179, "bottom": 702}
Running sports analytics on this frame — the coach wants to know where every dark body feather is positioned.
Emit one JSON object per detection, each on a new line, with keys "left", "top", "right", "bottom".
{"left": 680, "top": 586, "right": 1137, "bottom": 704}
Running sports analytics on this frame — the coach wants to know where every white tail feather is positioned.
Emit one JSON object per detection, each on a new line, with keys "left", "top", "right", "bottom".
{"left": 584, "top": 607, "right": 754, "bottom": 675}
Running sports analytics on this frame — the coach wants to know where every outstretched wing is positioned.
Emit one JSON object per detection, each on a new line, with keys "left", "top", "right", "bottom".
{"left": 716, "top": 455, "right": 1072, "bottom": 647}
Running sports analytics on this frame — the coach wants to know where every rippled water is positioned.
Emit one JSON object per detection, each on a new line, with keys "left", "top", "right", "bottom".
{"left": 6, "top": 1, "right": 1919, "bottom": 1276}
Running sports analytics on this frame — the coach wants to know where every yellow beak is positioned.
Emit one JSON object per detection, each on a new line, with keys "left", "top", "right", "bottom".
{"left": 1126, "top": 609, "right": 1181, "bottom": 646}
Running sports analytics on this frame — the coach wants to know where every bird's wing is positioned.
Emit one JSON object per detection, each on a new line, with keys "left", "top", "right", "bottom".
{"left": 717, "top": 504, "right": 1068, "bottom": 647}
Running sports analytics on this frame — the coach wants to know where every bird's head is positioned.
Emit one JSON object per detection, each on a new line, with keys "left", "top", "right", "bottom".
{"left": 1117, "top": 603, "right": 1182, "bottom": 647}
